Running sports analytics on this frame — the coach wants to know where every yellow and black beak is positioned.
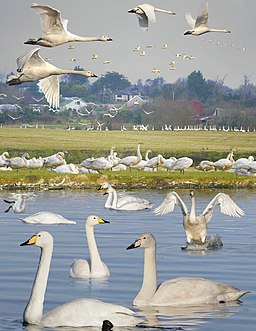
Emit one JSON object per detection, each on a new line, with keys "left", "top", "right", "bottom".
{"left": 97, "top": 217, "right": 110, "bottom": 224}
{"left": 20, "top": 234, "right": 37, "bottom": 246}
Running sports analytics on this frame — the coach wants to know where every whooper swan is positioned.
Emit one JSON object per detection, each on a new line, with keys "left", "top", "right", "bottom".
{"left": 70, "top": 215, "right": 110, "bottom": 279}
{"left": 7, "top": 48, "right": 97, "bottom": 109}
{"left": 127, "top": 232, "right": 249, "bottom": 306}
{"left": 154, "top": 190, "right": 244, "bottom": 244}
{"left": 25, "top": 3, "right": 113, "bottom": 47}
{"left": 20, "top": 231, "right": 138, "bottom": 327}
{"left": 20, "top": 211, "right": 76, "bottom": 225}
{"left": 128, "top": 3, "right": 175, "bottom": 31}
{"left": 118, "top": 143, "right": 142, "bottom": 169}
{"left": 184, "top": 2, "right": 231, "bottom": 36}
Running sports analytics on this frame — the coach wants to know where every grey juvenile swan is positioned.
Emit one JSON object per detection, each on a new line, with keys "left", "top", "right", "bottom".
{"left": 154, "top": 190, "right": 244, "bottom": 244}
{"left": 127, "top": 232, "right": 249, "bottom": 306}
{"left": 128, "top": 3, "right": 175, "bottom": 31}
{"left": 7, "top": 48, "right": 96, "bottom": 109}
{"left": 25, "top": 3, "right": 113, "bottom": 47}
{"left": 184, "top": 2, "right": 231, "bottom": 36}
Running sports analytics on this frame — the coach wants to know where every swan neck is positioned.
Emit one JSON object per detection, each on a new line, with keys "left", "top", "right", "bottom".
{"left": 111, "top": 189, "right": 118, "bottom": 208}
{"left": 86, "top": 224, "right": 102, "bottom": 271}
{"left": 105, "top": 191, "right": 113, "bottom": 208}
{"left": 23, "top": 244, "right": 52, "bottom": 325}
{"left": 190, "top": 195, "right": 197, "bottom": 222}
{"left": 154, "top": 7, "right": 174, "bottom": 14}
{"left": 134, "top": 246, "right": 157, "bottom": 305}
{"left": 73, "top": 35, "right": 101, "bottom": 42}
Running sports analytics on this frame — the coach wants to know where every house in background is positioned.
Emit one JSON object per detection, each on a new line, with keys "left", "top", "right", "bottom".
{"left": 62, "top": 99, "right": 87, "bottom": 111}
{"left": 120, "top": 95, "right": 146, "bottom": 110}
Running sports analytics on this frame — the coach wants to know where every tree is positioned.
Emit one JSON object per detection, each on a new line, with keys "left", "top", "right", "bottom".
{"left": 187, "top": 70, "right": 209, "bottom": 101}
{"left": 91, "top": 71, "right": 131, "bottom": 94}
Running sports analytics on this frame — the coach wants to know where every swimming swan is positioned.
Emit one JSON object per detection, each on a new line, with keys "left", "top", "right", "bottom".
{"left": 25, "top": 3, "right": 113, "bottom": 47}
{"left": 20, "top": 211, "right": 76, "bottom": 224}
{"left": 20, "top": 231, "right": 138, "bottom": 327}
{"left": 184, "top": 2, "right": 231, "bottom": 36}
{"left": 128, "top": 3, "right": 175, "bottom": 31}
{"left": 70, "top": 215, "right": 110, "bottom": 279}
{"left": 154, "top": 190, "right": 244, "bottom": 244}
{"left": 127, "top": 232, "right": 249, "bottom": 306}
{"left": 103, "top": 185, "right": 153, "bottom": 211}
{"left": 7, "top": 48, "right": 97, "bottom": 109}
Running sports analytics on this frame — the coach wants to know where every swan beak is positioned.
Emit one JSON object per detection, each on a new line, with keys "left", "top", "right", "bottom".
{"left": 126, "top": 239, "right": 140, "bottom": 250}
{"left": 128, "top": 8, "right": 136, "bottom": 13}
{"left": 20, "top": 234, "right": 37, "bottom": 246}
{"left": 97, "top": 217, "right": 110, "bottom": 224}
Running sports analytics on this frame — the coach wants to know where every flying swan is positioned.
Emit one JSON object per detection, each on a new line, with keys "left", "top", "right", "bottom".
{"left": 20, "top": 231, "right": 139, "bottom": 327}
{"left": 24, "top": 3, "right": 113, "bottom": 47}
{"left": 70, "top": 215, "right": 110, "bottom": 279}
{"left": 127, "top": 232, "right": 249, "bottom": 306}
{"left": 184, "top": 2, "right": 231, "bottom": 36}
{"left": 7, "top": 48, "right": 97, "bottom": 109}
{"left": 154, "top": 190, "right": 244, "bottom": 245}
{"left": 128, "top": 3, "right": 175, "bottom": 31}
{"left": 4, "top": 194, "right": 25, "bottom": 213}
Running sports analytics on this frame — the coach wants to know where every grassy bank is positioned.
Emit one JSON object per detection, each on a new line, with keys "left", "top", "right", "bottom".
{"left": 0, "top": 128, "right": 255, "bottom": 189}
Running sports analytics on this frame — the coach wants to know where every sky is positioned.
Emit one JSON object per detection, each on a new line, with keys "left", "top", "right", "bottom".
{"left": 0, "top": 0, "right": 254, "bottom": 89}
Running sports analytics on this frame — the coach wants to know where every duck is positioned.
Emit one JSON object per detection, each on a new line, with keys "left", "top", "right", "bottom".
{"left": 118, "top": 144, "right": 142, "bottom": 169}
{"left": 127, "top": 232, "right": 249, "bottom": 306}
{"left": 102, "top": 185, "right": 153, "bottom": 211}
{"left": 4, "top": 194, "right": 25, "bottom": 213}
{"left": 128, "top": 3, "right": 175, "bottom": 31}
{"left": 70, "top": 215, "right": 110, "bottom": 279}
{"left": 24, "top": 3, "right": 113, "bottom": 47}
{"left": 7, "top": 48, "right": 97, "bottom": 109}
{"left": 154, "top": 190, "right": 244, "bottom": 244}
{"left": 20, "top": 231, "right": 138, "bottom": 327}
{"left": 20, "top": 211, "right": 76, "bottom": 225}
{"left": 184, "top": 2, "right": 231, "bottom": 36}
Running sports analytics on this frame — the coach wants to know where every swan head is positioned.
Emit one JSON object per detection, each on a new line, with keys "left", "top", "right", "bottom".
{"left": 86, "top": 215, "right": 110, "bottom": 226}
{"left": 189, "top": 190, "right": 195, "bottom": 197}
{"left": 127, "top": 232, "right": 156, "bottom": 250}
{"left": 83, "top": 71, "right": 98, "bottom": 78}
{"left": 128, "top": 7, "right": 140, "bottom": 14}
{"left": 99, "top": 35, "right": 113, "bottom": 42}
{"left": 102, "top": 320, "right": 114, "bottom": 331}
{"left": 98, "top": 182, "right": 111, "bottom": 190}
{"left": 20, "top": 231, "right": 53, "bottom": 248}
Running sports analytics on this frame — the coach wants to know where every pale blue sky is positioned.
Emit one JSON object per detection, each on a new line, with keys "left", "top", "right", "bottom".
{"left": 0, "top": 0, "right": 252, "bottom": 88}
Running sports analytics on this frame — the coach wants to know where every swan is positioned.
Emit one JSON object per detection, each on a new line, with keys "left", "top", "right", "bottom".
{"left": 52, "top": 163, "right": 79, "bottom": 174}
{"left": 24, "top": 3, "right": 113, "bottom": 47}
{"left": 20, "top": 211, "right": 76, "bottom": 225}
{"left": 127, "top": 232, "right": 249, "bottom": 306}
{"left": 85, "top": 155, "right": 114, "bottom": 171}
{"left": 43, "top": 151, "right": 66, "bottom": 168}
{"left": 6, "top": 152, "right": 30, "bottom": 171}
{"left": 118, "top": 144, "right": 143, "bottom": 169}
{"left": 132, "top": 149, "right": 152, "bottom": 170}
{"left": 144, "top": 154, "right": 165, "bottom": 171}
{"left": 27, "top": 156, "right": 44, "bottom": 170}
{"left": 4, "top": 194, "right": 25, "bottom": 213}
{"left": 184, "top": 2, "right": 231, "bottom": 36}
{"left": 0, "top": 151, "right": 9, "bottom": 167}
{"left": 70, "top": 215, "right": 110, "bottom": 279}
{"left": 154, "top": 190, "right": 244, "bottom": 244}
{"left": 233, "top": 155, "right": 254, "bottom": 170}
{"left": 128, "top": 3, "right": 175, "bottom": 31}
{"left": 102, "top": 185, "right": 153, "bottom": 211}
{"left": 7, "top": 48, "right": 97, "bottom": 109}
{"left": 209, "top": 149, "right": 235, "bottom": 171}
{"left": 170, "top": 157, "right": 193, "bottom": 173}
{"left": 20, "top": 231, "right": 139, "bottom": 327}
{"left": 161, "top": 157, "right": 177, "bottom": 171}
{"left": 99, "top": 182, "right": 151, "bottom": 209}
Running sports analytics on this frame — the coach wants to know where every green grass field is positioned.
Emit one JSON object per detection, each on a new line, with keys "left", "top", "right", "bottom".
{"left": 0, "top": 127, "right": 255, "bottom": 189}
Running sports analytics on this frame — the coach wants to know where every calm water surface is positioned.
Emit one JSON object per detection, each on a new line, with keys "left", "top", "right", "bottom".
{"left": 0, "top": 188, "right": 255, "bottom": 331}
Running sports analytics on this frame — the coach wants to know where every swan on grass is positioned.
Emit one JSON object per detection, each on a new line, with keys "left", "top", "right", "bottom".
{"left": 20, "top": 211, "right": 76, "bottom": 224}
{"left": 43, "top": 151, "right": 66, "bottom": 168}
{"left": 184, "top": 2, "right": 231, "bottom": 36}
{"left": 7, "top": 48, "right": 97, "bottom": 109}
{"left": 128, "top": 3, "right": 175, "bottom": 31}
{"left": 0, "top": 151, "right": 9, "bottom": 167}
{"left": 70, "top": 215, "right": 110, "bottom": 279}
{"left": 25, "top": 3, "right": 113, "bottom": 47}
{"left": 127, "top": 232, "right": 249, "bottom": 306}
{"left": 102, "top": 185, "right": 153, "bottom": 211}
{"left": 118, "top": 143, "right": 143, "bottom": 169}
{"left": 5, "top": 152, "right": 29, "bottom": 171}
{"left": 20, "top": 231, "right": 138, "bottom": 327}
{"left": 154, "top": 190, "right": 244, "bottom": 245}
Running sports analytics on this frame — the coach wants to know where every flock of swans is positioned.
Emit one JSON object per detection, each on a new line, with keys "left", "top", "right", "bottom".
{"left": 6, "top": 2, "right": 233, "bottom": 109}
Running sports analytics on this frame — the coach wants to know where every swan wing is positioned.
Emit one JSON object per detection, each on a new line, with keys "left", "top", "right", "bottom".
{"left": 138, "top": 4, "right": 156, "bottom": 23}
{"left": 202, "top": 193, "right": 244, "bottom": 223}
{"left": 41, "top": 298, "right": 138, "bottom": 327}
{"left": 16, "top": 48, "right": 43, "bottom": 72}
{"left": 185, "top": 13, "right": 196, "bottom": 28}
{"left": 195, "top": 2, "right": 208, "bottom": 28}
{"left": 31, "top": 4, "right": 67, "bottom": 36}
{"left": 70, "top": 258, "right": 90, "bottom": 279}
{"left": 38, "top": 76, "right": 60, "bottom": 109}
{"left": 154, "top": 192, "right": 188, "bottom": 216}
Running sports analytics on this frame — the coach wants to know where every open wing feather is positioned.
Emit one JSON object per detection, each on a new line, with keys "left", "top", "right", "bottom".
{"left": 195, "top": 2, "right": 208, "bottom": 27}
{"left": 154, "top": 192, "right": 188, "bottom": 216}
{"left": 38, "top": 76, "right": 60, "bottom": 109}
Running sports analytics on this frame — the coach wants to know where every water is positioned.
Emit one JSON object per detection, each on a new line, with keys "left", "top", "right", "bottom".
{"left": 0, "top": 188, "right": 255, "bottom": 331}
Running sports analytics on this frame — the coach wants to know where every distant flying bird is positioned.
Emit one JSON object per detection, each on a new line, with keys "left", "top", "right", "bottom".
{"left": 8, "top": 114, "right": 22, "bottom": 121}
{"left": 142, "top": 109, "right": 154, "bottom": 115}
{"left": 7, "top": 48, "right": 97, "bottom": 109}
{"left": 70, "top": 58, "right": 79, "bottom": 63}
{"left": 162, "top": 43, "right": 168, "bottom": 49}
{"left": 146, "top": 44, "right": 153, "bottom": 48}
{"left": 151, "top": 68, "right": 160, "bottom": 74}
{"left": 0, "top": 93, "right": 7, "bottom": 97}
{"left": 67, "top": 45, "right": 75, "bottom": 50}
{"left": 133, "top": 46, "right": 141, "bottom": 52}
{"left": 140, "top": 51, "right": 146, "bottom": 56}
{"left": 103, "top": 60, "right": 111, "bottom": 64}
{"left": 24, "top": 3, "right": 113, "bottom": 47}
{"left": 91, "top": 54, "right": 98, "bottom": 60}
{"left": 183, "top": 54, "right": 196, "bottom": 60}
{"left": 184, "top": 2, "right": 231, "bottom": 36}
{"left": 12, "top": 95, "right": 25, "bottom": 100}
{"left": 32, "top": 96, "right": 44, "bottom": 102}
{"left": 128, "top": 3, "right": 175, "bottom": 31}
{"left": 103, "top": 112, "right": 117, "bottom": 118}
